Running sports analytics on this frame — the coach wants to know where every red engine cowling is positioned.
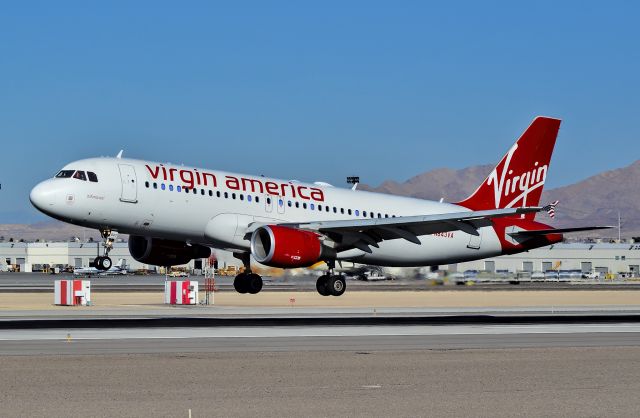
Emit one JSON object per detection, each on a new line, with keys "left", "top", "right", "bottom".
{"left": 250, "top": 225, "right": 331, "bottom": 268}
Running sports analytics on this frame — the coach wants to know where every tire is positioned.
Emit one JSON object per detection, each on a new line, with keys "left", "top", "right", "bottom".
{"left": 327, "top": 275, "right": 346, "bottom": 296}
{"left": 246, "top": 273, "right": 263, "bottom": 294}
{"left": 234, "top": 273, "right": 249, "bottom": 294}
{"left": 94, "top": 256, "right": 103, "bottom": 270}
{"left": 316, "top": 275, "right": 330, "bottom": 296}
{"left": 101, "top": 257, "right": 112, "bottom": 270}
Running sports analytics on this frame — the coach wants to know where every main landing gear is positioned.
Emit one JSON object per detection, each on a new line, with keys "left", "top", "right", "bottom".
{"left": 232, "top": 252, "right": 263, "bottom": 294}
{"left": 94, "top": 229, "right": 117, "bottom": 271}
{"left": 316, "top": 261, "right": 346, "bottom": 296}
{"left": 233, "top": 272, "right": 263, "bottom": 294}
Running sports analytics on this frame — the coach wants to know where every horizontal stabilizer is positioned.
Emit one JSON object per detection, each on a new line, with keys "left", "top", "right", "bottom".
{"left": 509, "top": 226, "right": 614, "bottom": 237}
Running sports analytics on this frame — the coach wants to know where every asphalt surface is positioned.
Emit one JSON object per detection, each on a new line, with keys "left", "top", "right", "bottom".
{"left": 2, "top": 323, "right": 640, "bottom": 417}
{"left": 3, "top": 271, "right": 640, "bottom": 292}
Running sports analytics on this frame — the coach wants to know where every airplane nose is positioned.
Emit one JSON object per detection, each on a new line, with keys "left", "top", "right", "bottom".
{"left": 30, "top": 181, "right": 57, "bottom": 212}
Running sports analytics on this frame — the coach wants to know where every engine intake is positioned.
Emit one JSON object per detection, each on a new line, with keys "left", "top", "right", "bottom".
{"left": 250, "top": 225, "right": 334, "bottom": 268}
{"left": 128, "top": 235, "right": 211, "bottom": 266}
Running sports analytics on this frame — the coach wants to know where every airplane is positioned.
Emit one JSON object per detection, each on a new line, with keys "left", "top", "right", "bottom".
{"left": 29, "top": 116, "right": 610, "bottom": 296}
{"left": 73, "top": 258, "right": 128, "bottom": 276}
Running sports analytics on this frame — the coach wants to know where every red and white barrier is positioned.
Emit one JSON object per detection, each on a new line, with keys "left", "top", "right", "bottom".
{"left": 164, "top": 281, "right": 198, "bottom": 305}
{"left": 54, "top": 280, "right": 91, "bottom": 306}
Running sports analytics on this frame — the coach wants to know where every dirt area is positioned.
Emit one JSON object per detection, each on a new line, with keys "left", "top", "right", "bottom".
{"left": 1, "top": 290, "right": 639, "bottom": 310}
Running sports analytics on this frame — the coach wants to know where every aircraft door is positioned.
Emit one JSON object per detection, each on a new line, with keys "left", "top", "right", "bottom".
{"left": 264, "top": 195, "right": 273, "bottom": 213}
{"left": 118, "top": 164, "right": 138, "bottom": 203}
{"left": 276, "top": 197, "right": 285, "bottom": 214}
{"left": 467, "top": 229, "right": 482, "bottom": 249}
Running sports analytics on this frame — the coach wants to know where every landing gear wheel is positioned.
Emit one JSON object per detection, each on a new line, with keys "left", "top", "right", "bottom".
{"left": 316, "top": 275, "right": 331, "bottom": 296}
{"left": 234, "top": 273, "right": 249, "bottom": 294}
{"left": 327, "top": 275, "right": 346, "bottom": 296}
{"left": 246, "top": 273, "right": 263, "bottom": 294}
{"left": 100, "top": 256, "right": 112, "bottom": 270}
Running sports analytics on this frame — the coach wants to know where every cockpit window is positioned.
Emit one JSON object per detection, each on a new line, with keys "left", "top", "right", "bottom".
{"left": 55, "top": 170, "right": 75, "bottom": 178}
{"left": 87, "top": 171, "right": 98, "bottom": 182}
{"left": 73, "top": 171, "right": 87, "bottom": 181}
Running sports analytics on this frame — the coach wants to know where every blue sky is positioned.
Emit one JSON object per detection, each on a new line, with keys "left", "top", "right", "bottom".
{"left": 1, "top": 1, "right": 639, "bottom": 223}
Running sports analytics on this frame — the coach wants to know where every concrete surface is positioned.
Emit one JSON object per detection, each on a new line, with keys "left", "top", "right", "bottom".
{"left": 1, "top": 346, "right": 639, "bottom": 417}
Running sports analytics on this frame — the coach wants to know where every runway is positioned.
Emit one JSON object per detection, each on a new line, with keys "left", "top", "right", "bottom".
{"left": 1, "top": 323, "right": 640, "bottom": 355}
{"left": 3, "top": 282, "right": 640, "bottom": 417}
{"left": 2, "top": 320, "right": 640, "bottom": 417}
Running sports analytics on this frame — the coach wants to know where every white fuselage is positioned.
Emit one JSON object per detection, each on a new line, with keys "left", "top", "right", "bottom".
{"left": 30, "top": 157, "right": 505, "bottom": 267}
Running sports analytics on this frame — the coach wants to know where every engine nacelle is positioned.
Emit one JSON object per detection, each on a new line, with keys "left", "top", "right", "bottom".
{"left": 250, "top": 225, "right": 334, "bottom": 268}
{"left": 128, "top": 235, "right": 211, "bottom": 267}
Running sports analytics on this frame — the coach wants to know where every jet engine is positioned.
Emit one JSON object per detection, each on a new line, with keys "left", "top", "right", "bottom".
{"left": 128, "top": 235, "right": 211, "bottom": 266}
{"left": 250, "top": 225, "right": 335, "bottom": 268}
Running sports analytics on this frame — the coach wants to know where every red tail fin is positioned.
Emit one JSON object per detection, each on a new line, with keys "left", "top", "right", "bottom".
{"left": 456, "top": 116, "right": 561, "bottom": 219}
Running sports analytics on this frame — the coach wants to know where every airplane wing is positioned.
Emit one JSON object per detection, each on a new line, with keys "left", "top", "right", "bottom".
{"left": 278, "top": 207, "right": 543, "bottom": 253}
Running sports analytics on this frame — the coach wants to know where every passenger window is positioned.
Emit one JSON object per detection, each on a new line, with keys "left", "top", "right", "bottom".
{"left": 385, "top": 214, "right": 389, "bottom": 218}
{"left": 232, "top": 193, "right": 236, "bottom": 199}
{"left": 256, "top": 196, "right": 260, "bottom": 203}
{"left": 145, "top": 181, "right": 150, "bottom": 188}
{"left": 287, "top": 201, "right": 292, "bottom": 207}
{"left": 318, "top": 205, "right": 322, "bottom": 211}
{"left": 73, "top": 171, "right": 87, "bottom": 181}
{"left": 184, "top": 188, "right": 189, "bottom": 193}
{"left": 201, "top": 189, "right": 205, "bottom": 195}
{"left": 326, "top": 206, "right": 329, "bottom": 212}
{"left": 348, "top": 209, "right": 352, "bottom": 215}
{"left": 310, "top": 203, "right": 315, "bottom": 210}
{"left": 378, "top": 213, "right": 381, "bottom": 218}
{"left": 193, "top": 188, "right": 197, "bottom": 194}
{"left": 279, "top": 199, "right": 283, "bottom": 207}
{"left": 209, "top": 190, "right": 213, "bottom": 196}
{"left": 340, "top": 208, "right": 344, "bottom": 214}
{"left": 247, "top": 195, "right": 252, "bottom": 202}
{"left": 161, "top": 184, "right": 166, "bottom": 190}
{"left": 303, "top": 203, "right": 307, "bottom": 209}
{"left": 240, "top": 194, "right": 244, "bottom": 200}
{"left": 177, "top": 186, "right": 182, "bottom": 192}
{"left": 333, "top": 207, "right": 337, "bottom": 213}
{"left": 363, "top": 211, "right": 367, "bottom": 217}
{"left": 295, "top": 202, "right": 300, "bottom": 208}
{"left": 216, "top": 191, "right": 221, "bottom": 198}
{"left": 169, "top": 185, "right": 174, "bottom": 191}
{"left": 87, "top": 172, "right": 98, "bottom": 182}
{"left": 55, "top": 170, "right": 75, "bottom": 178}
{"left": 153, "top": 183, "right": 157, "bottom": 189}
{"left": 355, "top": 210, "right": 360, "bottom": 216}
{"left": 267, "top": 197, "right": 271, "bottom": 204}
{"left": 370, "top": 213, "right": 374, "bottom": 218}
{"left": 224, "top": 192, "right": 228, "bottom": 198}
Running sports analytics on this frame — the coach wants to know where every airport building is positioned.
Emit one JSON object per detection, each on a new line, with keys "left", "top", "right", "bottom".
{"left": 452, "top": 242, "right": 640, "bottom": 277}
{"left": 0, "top": 241, "right": 238, "bottom": 273}
{"left": 1, "top": 241, "right": 639, "bottom": 277}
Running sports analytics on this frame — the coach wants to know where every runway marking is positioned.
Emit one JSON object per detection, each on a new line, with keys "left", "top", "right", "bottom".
{"left": 1, "top": 324, "right": 640, "bottom": 341}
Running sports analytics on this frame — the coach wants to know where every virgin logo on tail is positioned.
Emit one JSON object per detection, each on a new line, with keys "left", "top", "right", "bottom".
{"left": 487, "top": 143, "right": 548, "bottom": 209}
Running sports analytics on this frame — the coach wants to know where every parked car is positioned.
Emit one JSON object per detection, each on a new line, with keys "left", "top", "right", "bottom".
{"left": 544, "top": 270, "right": 559, "bottom": 281}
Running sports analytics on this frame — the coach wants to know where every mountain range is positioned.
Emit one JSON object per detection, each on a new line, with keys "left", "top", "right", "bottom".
{"left": 2, "top": 161, "right": 638, "bottom": 241}
{"left": 360, "top": 160, "right": 640, "bottom": 238}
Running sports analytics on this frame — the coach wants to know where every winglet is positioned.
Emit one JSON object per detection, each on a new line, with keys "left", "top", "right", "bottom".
{"left": 116, "top": 150, "right": 124, "bottom": 159}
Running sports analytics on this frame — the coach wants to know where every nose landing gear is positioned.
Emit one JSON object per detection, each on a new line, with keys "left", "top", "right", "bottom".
{"left": 94, "top": 229, "right": 118, "bottom": 271}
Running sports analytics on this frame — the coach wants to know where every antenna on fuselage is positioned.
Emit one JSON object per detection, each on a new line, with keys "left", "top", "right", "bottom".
{"left": 347, "top": 176, "right": 359, "bottom": 191}
{"left": 116, "top": 150, "right": 124, "bottom": 159}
